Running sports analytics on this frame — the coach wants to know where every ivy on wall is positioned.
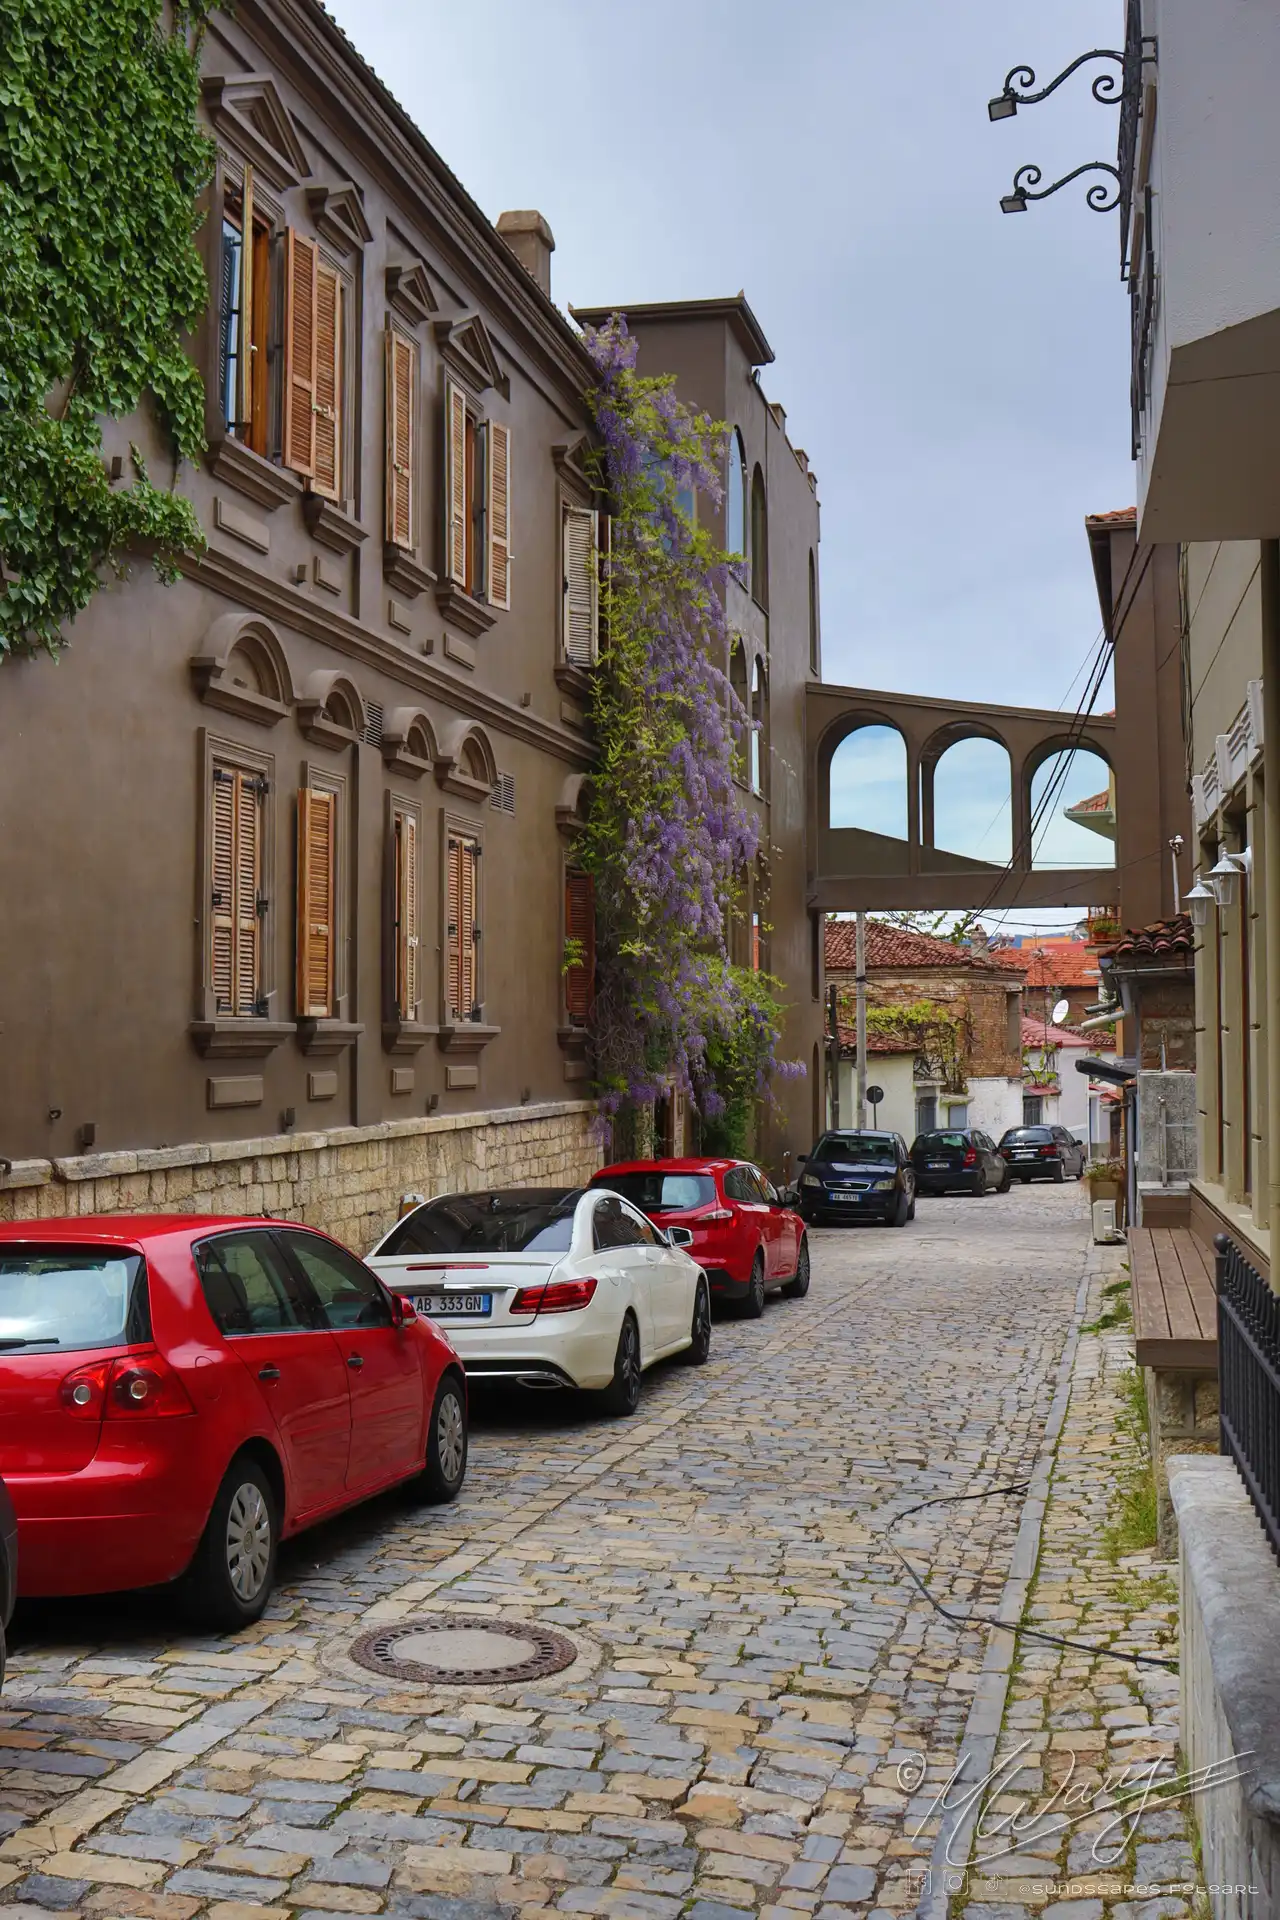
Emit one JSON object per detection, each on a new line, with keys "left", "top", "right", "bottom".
{"left": 860, "top": 996, "right": 969, "bottom": 1092}
{"left": 0, "top": 0, "right": 213, "bottom": 661}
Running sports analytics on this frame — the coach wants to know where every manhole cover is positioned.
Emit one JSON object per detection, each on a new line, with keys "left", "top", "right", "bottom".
{"left": 350, "top": 1615, "right": 579, "bottom": 1685}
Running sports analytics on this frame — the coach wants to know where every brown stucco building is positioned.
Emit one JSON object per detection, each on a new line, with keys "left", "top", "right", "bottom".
{"left": 0, "top": 1, "right": 825, "bottom": 1230}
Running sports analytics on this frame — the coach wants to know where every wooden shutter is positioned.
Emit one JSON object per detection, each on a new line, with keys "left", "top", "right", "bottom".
{"left": 312, "top": 263, "right": 342, "bottom": 501}
{"left": 563, "top": 505, "right": 598, "bottom": 664}
{"left": 459, "top": 838, "right": 478, "bottom": 1018}
{"left": 444, "top": 378, "right": 468, "bottom": 583}
{"left": 394, "top": 808, "right": 419, "bottom": 1019}
{"left": 211, "top": 765, "right": 264, "bottom": 1016}
{"left": 296, "top": 787, "right": 335, "bottom": 1019}
{"left": 446, "top": 834, "right": 462, "bottom": 1020}
{"left": 564, "top": 869, "right": 595, "bottom": 1024}
{"left": 487, "top": 420, "right": 511, "bottom": 609}
{"left": 283, "top": 228, "right": 318, "bottom": 479}
{"left": 236, "top": 165, "right": 255, "bottom": 432}
{"left": 385, "top": 329, "right": 417, "bottom": 549}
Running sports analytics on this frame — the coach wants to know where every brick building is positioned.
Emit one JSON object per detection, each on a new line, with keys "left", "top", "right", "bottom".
{"left": 990, "top": 938, "right": 1105, "bottom": 1029}
{"left": 825, "top": 921, "right": 1025, "bottom": 1139}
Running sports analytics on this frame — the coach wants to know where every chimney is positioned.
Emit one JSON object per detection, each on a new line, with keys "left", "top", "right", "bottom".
{"left": 496, "top": 210, "right": 555, "bottom": 299}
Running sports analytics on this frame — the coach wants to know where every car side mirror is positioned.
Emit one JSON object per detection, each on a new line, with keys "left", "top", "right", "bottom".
{"left": 667, "top": 1226, "right": 695, "bottom": 1249}
{"left": 779, "top": 1184, "right": 799, "bottom": 1208}
{"left": 390, "top": 1292, "right": 416, "bottom": 1326}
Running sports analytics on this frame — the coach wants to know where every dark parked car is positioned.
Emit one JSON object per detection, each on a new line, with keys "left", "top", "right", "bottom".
{"left": 997, "top": 1125, "right": 1087, "bottom": 1182}
{"left": 910, "top": 1129, "right": 1009, "bottom": 1196}
{"left": 797, "top": 1131, "right": 916, "bottom": 1227}
{"left": 0, "top": 1477, "right": 15, "bottom": 1692}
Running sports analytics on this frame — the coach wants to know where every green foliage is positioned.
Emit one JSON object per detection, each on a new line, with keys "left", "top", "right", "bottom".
{"left": 855, "top": 995, "right": 968, "bottom": 1091}
{"left": 1103, "top": 1362, "right": 1159, "bottom": 1560}
{"left": 696, "top": 962, "right": 791, "bottom": 1156}
{"left": 0, "top": 0, "right": 213, "bottom": 659}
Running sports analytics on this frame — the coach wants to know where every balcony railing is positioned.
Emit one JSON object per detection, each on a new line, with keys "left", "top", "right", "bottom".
{"left": 1216, "top": 1234, "right": 1280, "bottom": 1563}
{"left": 1117, "top": 0, "right": 1145, "bottom": 262}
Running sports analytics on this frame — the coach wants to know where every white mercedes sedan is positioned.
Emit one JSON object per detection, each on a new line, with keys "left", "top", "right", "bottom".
{"left": 367, "top": 1187, "right": 711, "bottom": 1416}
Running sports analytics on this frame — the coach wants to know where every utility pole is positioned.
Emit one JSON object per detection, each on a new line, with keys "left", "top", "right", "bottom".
{"left": 855, "top": 911, "right": 868, "bottom": 1127}
{"left": 826, "top": 982, "right": 840, "bottom": 1130}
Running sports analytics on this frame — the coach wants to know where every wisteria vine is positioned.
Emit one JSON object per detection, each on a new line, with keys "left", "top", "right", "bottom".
{"left": 576, "top": 316, "right": 798, "bottom": 1133}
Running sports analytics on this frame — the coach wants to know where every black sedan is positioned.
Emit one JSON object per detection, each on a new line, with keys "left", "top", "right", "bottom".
{"left": 997, "top": 1124, "right": 1087, "bottom": 1182}
{"left": 0, "top": 1476, "right": 14, "bottom": 1692}
{"left": 910, "top": 1129, "right": 1010, "bottom": 1196}
{"left": 797, "top": 1130, "right": 916, "bottom": 1227}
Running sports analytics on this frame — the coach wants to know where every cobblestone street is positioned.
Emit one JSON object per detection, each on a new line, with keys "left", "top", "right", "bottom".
{"left": 0, "top": 1185, "right": 1202, "bottom": 1920}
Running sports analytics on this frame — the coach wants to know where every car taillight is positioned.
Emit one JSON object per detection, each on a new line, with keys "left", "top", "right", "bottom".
{"left": 510, "top": 1278, "right": 599, "bottom": 1316}
{"left": 1040, "top": 1145, "right": 1060, "bottom": 1158}
{"left": 60, "top": 1351, "right": 194, "bottom": 1420}
{"left": 962, "top": 1147, "right": 977, "bottom": 1168}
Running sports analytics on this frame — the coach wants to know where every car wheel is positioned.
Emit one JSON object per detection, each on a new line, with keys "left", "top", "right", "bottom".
{"left": 999, "top": 1172, "right": 1012, "bottom": 1193}
{"left": 742, "top": 1251, "right": 767, "bottom": 1318}
{"left": 906, "top": 1193, "right": 916, "bottom": 1221}
{"left": 975, "top": 1171, "right": 989, "bottom": 1197}
{"left": 1075, "top": 1160, "right": 1086, "bottom": 1181}
{"left": 600, "top": 1312, "right": 643, "bottom": 1416}
{"left": 1052, "top": 1162, "right": 1066, "bottom": 1184}
{"left": 408, "top": 1373, "right": 468, "bottom": 1504}
{"left": 685, "top": 1277, "right": 712, "bottom": 1363}
{"left": 782, "top": 1238, "right": 810, "bottom": 1299}
{"left": 182, "top": 1455, "right": 278, "bottom": 1631}
{"left": 887, "top": 1190, "right": 910, "bottom": 1228}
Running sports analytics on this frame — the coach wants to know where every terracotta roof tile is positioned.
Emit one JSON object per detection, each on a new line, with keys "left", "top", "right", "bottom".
{"left": 1021, "top": 1016, "right": 1092, "bottom": 1050}
{"left": 991, "top": 943, "right": 1100, "bottom": 988}
{"left": 1104, "top": 913, "right": 1195, "bottom": 961}
{"left": 825, "top": 920, "right": 1015, "bottom": 973}
{"left": 1085, "top": 508, "right": 1138, "bottom": 526}
{"left": 1066, "top": 788, "right": 1112, "bottom": 814}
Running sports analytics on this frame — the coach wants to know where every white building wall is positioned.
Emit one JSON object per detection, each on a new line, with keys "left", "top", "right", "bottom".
{"left": 831, "top": 1054, "right": 917, "bottom": 1141}
{"left": 968, "top": 1076, "right": 1023, "bottom": 1141}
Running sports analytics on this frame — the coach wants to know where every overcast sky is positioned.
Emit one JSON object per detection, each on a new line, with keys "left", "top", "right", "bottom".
{"left": 327, "top": 0, "right": 1129, "bottom": 925}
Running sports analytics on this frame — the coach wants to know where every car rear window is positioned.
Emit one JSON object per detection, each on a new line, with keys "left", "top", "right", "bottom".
{"left": 915, "top": 1133, "right": 968, "bottom": 1150}
{"left": 591, "top": 1173, "right": 717, "bottom": 1213}
{"left": 811, "top": 1133, "right": 897, "bottom": 1165}
{"left": 0, "top": 1246, "right": 149, "bottom": 1353}
{"left": 1001, "top": 1128, "right": 1053, "bottom": 1143}
{"left": 378, "top": 1190, "right": 581, "bottom": 1257}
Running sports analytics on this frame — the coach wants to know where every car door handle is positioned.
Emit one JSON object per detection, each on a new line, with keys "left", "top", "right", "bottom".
{"left": 346, "top": 1353, "right": 364, "bottom": 1370}
{"left": 257, "top": 1364, "right": 281, "bottom": 1382}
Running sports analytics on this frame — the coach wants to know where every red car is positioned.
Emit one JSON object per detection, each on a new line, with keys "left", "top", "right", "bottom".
{"left": 590, "top": 1158, "right": 808, "bottom": 1316}
{"left": 0, "top": 1216, "right": 467, "bottom": 1629}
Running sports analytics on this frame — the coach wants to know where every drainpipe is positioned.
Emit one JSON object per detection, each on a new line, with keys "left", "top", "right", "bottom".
{"left": 1262, "top": 541, "right": 1280, "bottom": 1235}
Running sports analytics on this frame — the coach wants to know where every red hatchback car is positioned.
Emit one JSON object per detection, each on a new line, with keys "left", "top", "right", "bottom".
{"left": 590, "top": 1159, "right": 809, "bottom": 1316}
{"left": 0, "top": 1217, "right": 467, "bottom": 1628}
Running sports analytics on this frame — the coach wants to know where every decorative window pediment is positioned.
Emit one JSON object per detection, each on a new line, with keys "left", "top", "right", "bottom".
{"left": 202, "top": 73, "right": 309, "bottom": 190}
{"left": 305, "top": 183, "right": 373, "bottom": 255}
{"left": 553, "top": 434, "right": 594, "bottom": 494}
{"left": 435, "top": 722, "right": 498, "bottom": 802}
{"left": 434, "top": 311, "right": 508, "bottom": 397}
{"left": 190, "top": 614, "right": 293, "bottom": 728}
{"left": 296, "top": 670, "right": 366, "bottom": 750}
{"left": 386, "top": 261, "right": 437, "bottom": 327}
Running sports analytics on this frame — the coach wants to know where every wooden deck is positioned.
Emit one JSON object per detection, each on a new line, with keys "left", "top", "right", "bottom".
{"left": 1129, "top": 1227, "right": 1219, "bottom": 1370}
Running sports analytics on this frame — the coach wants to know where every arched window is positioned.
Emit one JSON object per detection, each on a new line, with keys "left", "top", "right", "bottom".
{"left": 750, "top": 465, "right": 768, "bottom": 608}
{"left": 729, "top": 639, "right": 748, "bottom": 782}
{"left": 726, "top": 429, "right": 748, "bottom": 571}
{"left": 808, "top": 550, "right": 819, "bottom": 675}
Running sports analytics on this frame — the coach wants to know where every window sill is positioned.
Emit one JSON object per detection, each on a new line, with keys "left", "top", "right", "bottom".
{"left": 384, "top": 543, "right": 436, "bottom": 600}
{"left": 438, "top": 1021, "right": 500, "bottom": 1057}
{"left": 554, "top": 660, "right": 595, "bottom": 703}
{"left": 383, "top": 1018, "right": 439, "bottom": 1056}
{"left": 295, "top": 1018, "right": 364, "bottom": 1058}
{"left": 189, "top": 657, "right": 289, "bottom": 728}
{"left": 190, "top": 1018, "right": 294, "bottom": 1059}
{"left": 207, "top": 436, "right": 302, "bottom": 512}
{"left": 557, "top": 1024, "right": 590, "bottom": 1057}
{"left": 436, "top": 581, "right": 497, "bottom": 638}
{"left": 304, "top": 493, "right": 367, "bottom": 556}
{"left": 296, "top": 698, "right": 362, "bottom": 751}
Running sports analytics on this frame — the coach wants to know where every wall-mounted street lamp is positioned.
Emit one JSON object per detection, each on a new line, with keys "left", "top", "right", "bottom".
{"left": 1208, "top": 846, "right": 1252, "bottom": 909}
{"left": 1000, "top": 162, "right": 1122, "bottom": 216}
{"left": 989, "top": 39, "right": 1154, "bottom": 221}
{"left": 988, "top": 50, "right": 1125, "bottom": 122}
{"left": 1184, "top": 878, "right": 1215, "bottom": 929}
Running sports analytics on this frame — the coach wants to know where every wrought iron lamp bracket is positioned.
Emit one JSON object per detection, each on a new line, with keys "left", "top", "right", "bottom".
{"left": 1001, "top": 162, "right": 1122, "bottom": 216}
{"left": 991, "top": 49, "right": 1125, "bottom": 118}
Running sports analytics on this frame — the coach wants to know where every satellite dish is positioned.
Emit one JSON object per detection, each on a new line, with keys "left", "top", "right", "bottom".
{"left": 1051, "top": 997, "right": 1070, "bottom": 1026}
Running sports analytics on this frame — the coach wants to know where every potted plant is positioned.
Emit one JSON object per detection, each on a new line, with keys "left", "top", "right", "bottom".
{"left": 1085, "top": 1157, "right": 1125, "bottom": 1202}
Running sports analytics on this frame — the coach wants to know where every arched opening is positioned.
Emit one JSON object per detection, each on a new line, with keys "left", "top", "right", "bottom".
{"left": 729, "top": 639, "right": 749, "bottom": 781}
{"left": 750, "top": 464, "right": 768, "bottom": 609}
{"left": 726, "top": 428, "right": 748, "bottom": 573}
{"left": 828, "top": 724, "right": 909, "bottom": 841}
{"left": 325, "top": 684, "right": 360, "bottom": 734}
{"left": 1029, "top": 747, "right": 1115, "bottom": 869}
{"left": 929, "top": 736, "right": 1012, "bottom": 865}
{"left": 808, "top": 550, "right": 819, "bottom": 675}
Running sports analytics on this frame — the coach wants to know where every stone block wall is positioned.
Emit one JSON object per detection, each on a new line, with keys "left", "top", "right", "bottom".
{"left": 0, "top": 1100, "right": 600, "bottom": 1255}
{"left": 1145, "top": 1365, "right": 1220, "bottom": 1556}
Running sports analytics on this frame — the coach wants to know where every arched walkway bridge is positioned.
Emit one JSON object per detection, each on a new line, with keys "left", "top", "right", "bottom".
{"left": 808, "top": 683, "right": 1116, "bottom": 913}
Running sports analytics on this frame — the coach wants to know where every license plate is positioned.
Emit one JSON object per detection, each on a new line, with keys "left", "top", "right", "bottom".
{"left": 413, "top": 1292, "right": 493, "bottom": 1317}
{"left": 830, "top": 1191, "right": 861, "bottom": 1203}
{"left": 1013, "top": 1152, "right": 1034, "bottom": 1159}
{"left": 928, "top": 1161, "right": 949, "bottom": 1169}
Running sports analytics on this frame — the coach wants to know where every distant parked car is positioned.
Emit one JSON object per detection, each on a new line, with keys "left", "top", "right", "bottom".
{"left": 997, "top": 1125, "right": 1087, "bottom": 1182}
{"left": 0, "top": 1478, "right": 15, "bottom": 1693}
{"left": 369, "top": 1187, "right": 711, "bottom": 1415}
{"left": 797, "top": 1131, "right": 916, "bottom": 1227}
{"left": 910, "top": 1129, "right": 1010, "bottom": 1196}
{"left": 589, "top": 1159, "right": 808, "bottom": 1318}
{"left": 0, "top": 1217, "right": 467, "bottom": 1628}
